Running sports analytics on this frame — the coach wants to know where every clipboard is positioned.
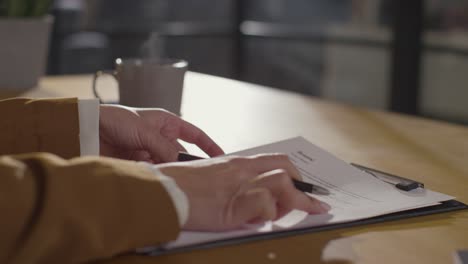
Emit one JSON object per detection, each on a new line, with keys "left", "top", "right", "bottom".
{"left": 142, "top": 163, "right": 467, "bottom": 257}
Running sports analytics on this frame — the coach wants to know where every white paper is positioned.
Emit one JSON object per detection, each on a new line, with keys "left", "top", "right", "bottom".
{"left": 161, "top": 137, "right": 454, "bottom": 250}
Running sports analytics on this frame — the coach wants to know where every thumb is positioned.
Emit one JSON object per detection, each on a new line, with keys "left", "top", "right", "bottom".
{"left": 230, "top": 188, "right": 277, "bottom": 228}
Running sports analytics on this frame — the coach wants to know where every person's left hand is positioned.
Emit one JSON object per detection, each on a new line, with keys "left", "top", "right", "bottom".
{"left": 99, "top": 104, "right": 224, "bottom": 163}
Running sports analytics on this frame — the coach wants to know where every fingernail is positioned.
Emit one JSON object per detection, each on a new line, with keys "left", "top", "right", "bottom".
{"left": 319, "top": 201, "right": 331, "bottom": 212}
{"left": 310, "top": 200, "right": 330, "bottom": 213}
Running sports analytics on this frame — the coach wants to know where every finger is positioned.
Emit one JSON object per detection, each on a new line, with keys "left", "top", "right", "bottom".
{"left": 252, "top": 169, "right": 329, "bottom": 218}
{"left": 140, "top": 128, "right": 179, "bottom": 163}
{"left": 232, "top": 154, "right": 303, "bottom": 181}
{"left": 231, "top": 188, "right": 277, "bottom": 228}
{"left": 177, "top": 120, "right": 224, "bottom": 157}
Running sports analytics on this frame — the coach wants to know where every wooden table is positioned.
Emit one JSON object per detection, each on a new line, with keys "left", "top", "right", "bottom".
{"left": 5, "top": 72, "right": 468, "bottom": 263}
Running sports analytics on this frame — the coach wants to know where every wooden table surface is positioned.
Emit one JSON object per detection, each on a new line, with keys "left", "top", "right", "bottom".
{"left": 5, "top": 72, "right": 468, "bottom": 263}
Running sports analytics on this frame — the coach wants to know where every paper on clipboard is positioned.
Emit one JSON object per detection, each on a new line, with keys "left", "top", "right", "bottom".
{"left": 157, "top": 137, "right": 454, "bottom": 250}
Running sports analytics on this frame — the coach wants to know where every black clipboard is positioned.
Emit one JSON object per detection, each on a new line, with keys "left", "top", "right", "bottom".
{"left": 143, "top": 163, "right": 467, "bottom": 256}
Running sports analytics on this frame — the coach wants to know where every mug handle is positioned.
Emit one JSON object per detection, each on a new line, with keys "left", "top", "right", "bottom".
{"left": 92, "top": 70, "right": 117, "bottom": 104}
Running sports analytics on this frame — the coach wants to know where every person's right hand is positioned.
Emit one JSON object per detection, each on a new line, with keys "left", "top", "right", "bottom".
{"left": 156, "top": 154, "right": 330, "bottom": 231}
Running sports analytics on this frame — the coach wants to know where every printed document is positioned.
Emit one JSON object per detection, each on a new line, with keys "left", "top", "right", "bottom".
{"left": 158, "top": 137, "right": 455, "bottom": 250}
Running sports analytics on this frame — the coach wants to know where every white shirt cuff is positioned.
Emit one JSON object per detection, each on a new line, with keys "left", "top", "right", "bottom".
{"left": 78, "top": 100, "right": 189, "bottom": 226}
{"left": 78, "top": 99, "right": 100, "bottom": 156}
{"left": 141, "top": 163, "right": 189, "bottom": 227}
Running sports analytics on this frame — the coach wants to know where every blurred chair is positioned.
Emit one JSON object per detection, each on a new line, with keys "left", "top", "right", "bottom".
{"left": 82, "top": 0, "right": 236, "bottom": 78}
{"left": 83, "top": 0, "right": 167, "bottom": 61}
{"left": 162, "top": 0, "right": 236, "bottom": 78}
{"left": 58, "top": 32, "right": 110, "bottom": 74}
{"left": 48, "top": 0, "right": 110, "bottom": 74}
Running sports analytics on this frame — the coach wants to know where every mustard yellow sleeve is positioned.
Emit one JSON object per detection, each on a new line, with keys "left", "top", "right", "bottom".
{"left": 0, "top": 97, "right": 81, "bottom": 158}
{"left": 0, "top": 153, "right": 180, "bottom": 264}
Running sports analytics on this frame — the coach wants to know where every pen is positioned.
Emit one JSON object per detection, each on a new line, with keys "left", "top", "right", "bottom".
{"left": 351, "top": 163, "right": 424, "bottom": 191}
{"left": 177, "top": 152, "right": 329, "bottom": 195}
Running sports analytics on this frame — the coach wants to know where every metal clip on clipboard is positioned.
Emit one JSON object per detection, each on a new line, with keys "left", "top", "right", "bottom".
{"left": 351, "top": 163, "right": 425, "bottom": 191}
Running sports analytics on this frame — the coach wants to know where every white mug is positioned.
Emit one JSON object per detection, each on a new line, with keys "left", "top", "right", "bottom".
{"left": 93, "top": 58, "right": 188, "bottom": 115}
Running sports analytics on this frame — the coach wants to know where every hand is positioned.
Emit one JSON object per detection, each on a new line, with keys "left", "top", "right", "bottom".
{"left": 157, "top": 154, "right": 330, "bottom": 231}
{"left": 99, "top": 105, "right": 224, "bottom": 163}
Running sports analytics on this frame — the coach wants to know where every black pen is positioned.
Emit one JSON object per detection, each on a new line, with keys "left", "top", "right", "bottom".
{"left": 177, "top": 152, "right": 329, "bottom": 195}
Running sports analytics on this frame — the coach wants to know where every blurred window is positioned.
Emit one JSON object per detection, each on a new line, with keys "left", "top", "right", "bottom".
{"left": 421, "top": 0, "right": 468, "bottom": 123}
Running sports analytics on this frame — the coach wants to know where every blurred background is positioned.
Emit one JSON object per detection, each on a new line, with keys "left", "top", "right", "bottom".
{"left": 46, "top": 0, "right": 468, "bottom": 124}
